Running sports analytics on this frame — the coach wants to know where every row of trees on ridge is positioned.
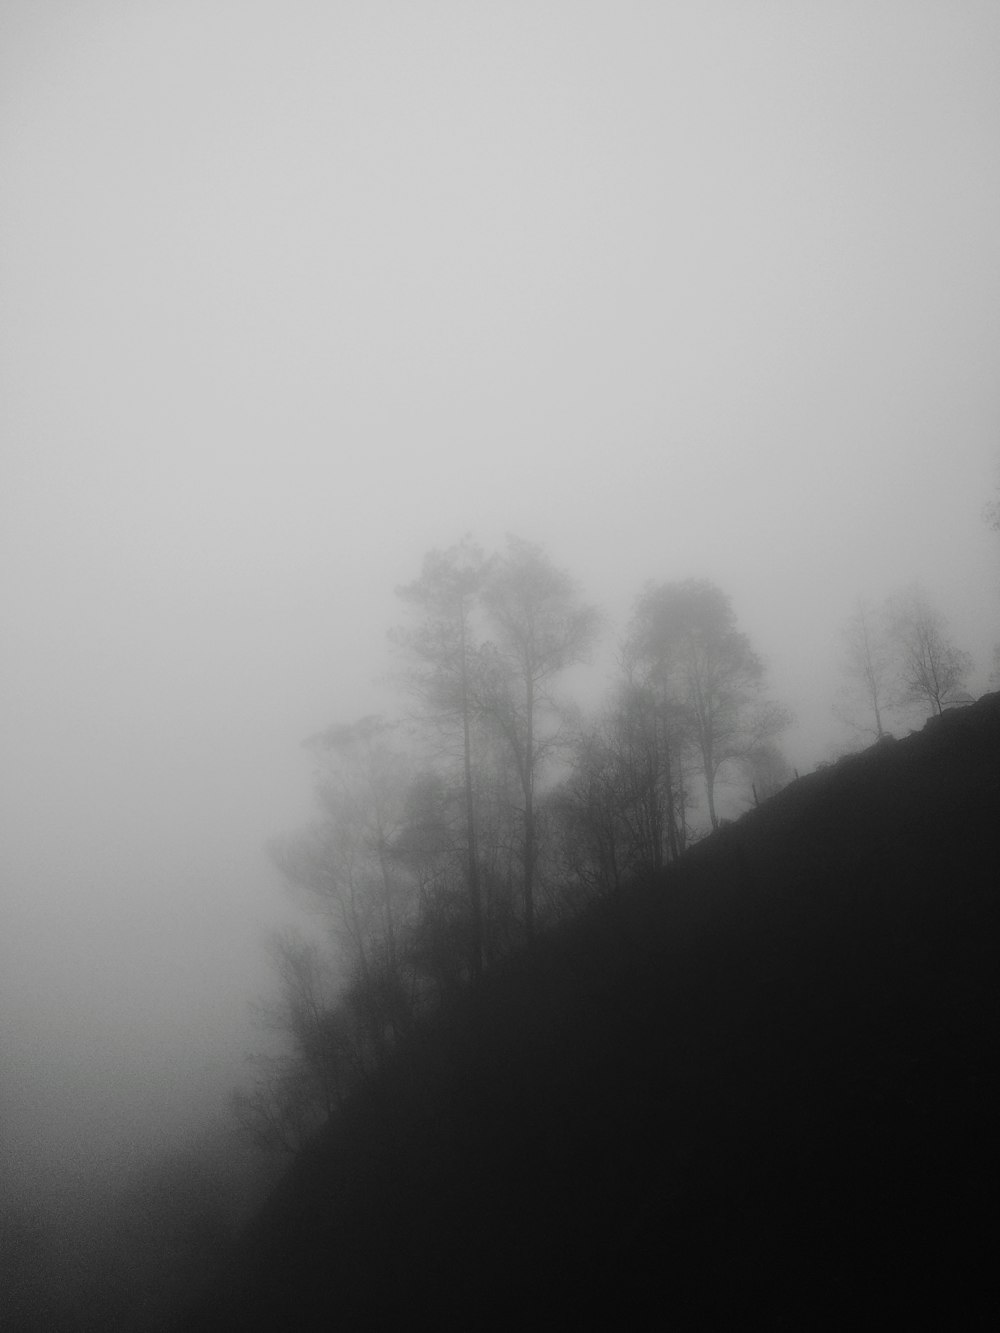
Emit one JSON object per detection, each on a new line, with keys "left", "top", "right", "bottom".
{"left": 233, "top": 537, "right": 793, "bottom": 1151}
{"left": 234, "top": 538, "right": 980, "bottom": 1154}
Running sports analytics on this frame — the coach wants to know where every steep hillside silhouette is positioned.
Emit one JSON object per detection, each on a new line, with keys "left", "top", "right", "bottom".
{"left": 191, "top": 694, "right": 1000, "bottom": 1328}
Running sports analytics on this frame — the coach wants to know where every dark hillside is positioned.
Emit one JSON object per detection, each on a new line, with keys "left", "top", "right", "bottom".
{"left": 191, "top": 695, "right": 1000, "bottom": 1328}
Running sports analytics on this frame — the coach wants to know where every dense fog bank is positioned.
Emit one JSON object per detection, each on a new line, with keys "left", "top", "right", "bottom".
{"left": 2, "top": 2, "right": 998, "bottom": 1324}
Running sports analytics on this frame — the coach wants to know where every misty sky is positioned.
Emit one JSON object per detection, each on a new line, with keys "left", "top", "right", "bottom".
{"left": 3, "top": 1, "right": 999, "bottom": 1201}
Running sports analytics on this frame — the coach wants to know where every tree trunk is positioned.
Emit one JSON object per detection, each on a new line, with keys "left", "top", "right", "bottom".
{"left": 460, "top": 631, "right": 483, "bottom": 983}
{"left": 705, "top": 766, "right": 719, "bottom": 831}
{"left": 661, "top": 720, "right": 680, "bottom": 863}
{"left": 523, "top": 671, "right": 535, "bottom": 942}
{"left": 677, "top": 761, "right": 688, "bottom": 853}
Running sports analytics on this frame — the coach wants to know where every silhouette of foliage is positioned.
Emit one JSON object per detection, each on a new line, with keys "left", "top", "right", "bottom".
{"left": 202, "top": 693, "right": 1000, "bottom": 1329}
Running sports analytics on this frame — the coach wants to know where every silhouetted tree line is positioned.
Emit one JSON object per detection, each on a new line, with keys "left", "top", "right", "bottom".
{"left": 206, "top": 685, "right": 1000, "bottom": 1330}
{"left": 233, "top": 544, "right": 987, "bottom": 1156}
{"left": 233, "top": 537, "right": 794, "bottom": 1152}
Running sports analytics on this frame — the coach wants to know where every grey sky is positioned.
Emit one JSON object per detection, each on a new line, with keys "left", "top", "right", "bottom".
{"left": 2, "top": 1, "right": 999, "bottom": 1196}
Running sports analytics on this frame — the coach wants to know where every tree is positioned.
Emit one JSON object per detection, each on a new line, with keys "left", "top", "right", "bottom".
{"left": 887, "top": 585, "right": 973, "bottom": 717}
{"left": 616, "top": 662, "right": 693, "bottom": 863}
{"left": 389, "top": 770, "right": 464, "bottom": 999}
{"left": 627, "top": 580, "right": 788, "bottom": 830}
{"left": 393, "top": 538, "right": 491, "bottom": 982}
{"left": 549, "top": 723, "right": 630, "bottom": 902}
{"left": 264, "top": 931, "right": 362, "bottom": 1118}
{"left": 232, "top": 932, "right": 360, "bottom": 1154}
{"left": 561, "top": 674, "right": 695, "bottom": 887}
{"left": 548, "top": 681, "right": 674, "bottom": 900}
{"left": 268, "top": 716, "right": 417, "bottom": 1053}
{"left": 230, "top": 1055, "right": 321, "bottom": 1157}
{"left": 836, "top": 597, "right": 896, "bottom": 740}
{"left": 480, "top": 537, "right": 601, "bottom": 940}
{"left": 744, "top": 742, "right": 793, "bottom": 805}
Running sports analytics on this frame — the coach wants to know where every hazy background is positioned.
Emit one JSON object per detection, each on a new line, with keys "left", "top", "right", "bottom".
{"left": 3, "top": 0, "right": 998, "bottom": 1212}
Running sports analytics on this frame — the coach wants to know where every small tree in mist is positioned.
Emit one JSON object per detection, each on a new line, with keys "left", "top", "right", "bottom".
{"left": 551, "top": 676, "right": 696, "bottom": 894}
{"left": 549, "top": 702, "right": 647, "bottom": 899}
{"left": 548, "top": 727, "right": 629, "bottom": 902}
{"left": 887, "top": 585, "right": 973, "bottom": 718}
{"left": 232, "top": 932, "right": 364, "bottom": 1154}
{"left": 268, "top": 716, "right": 419, "bottom": 1053}
{"left": 744, "top": 742, "right": 793, "bottom": 804}
{"left": 620, "top": 668, "right": 693, "bottom": 863}
{"left": 836, "top": 597, "right": 896, "bottom": 740}
{"left": 266, "top": 932, "right": 363, "bottom": 1115}
{"left": 391, "top": 770, "right": 474, "bottom": 1001}
{"left": 626, "top": 580, "right": 788, "bottom": 831}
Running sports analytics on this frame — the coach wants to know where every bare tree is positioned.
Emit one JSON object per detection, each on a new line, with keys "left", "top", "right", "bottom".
{"left": 233, "top": 932, "right": 362, "bottom": 1154}
{"left": 264, "top": 931, "right": 361, "bottom": 1118}
{"left": 836, "top": 597, "right": 896, "bottom": 740}
{"left": 547, "top": 675, "right": 685, "bottom": 901}
{"left": 480, "top": 537, "right": 601, "bottom": 941}
{"left": 887, "top": 585, "right": 972, "bottom": 717}
{"left": 550, "top": 723, "right": 631, "bottom": 901}
{"left": 230, "top": 1057, "right": 321, "bottom": 1157}
{"left": 393, "top": 538, "right": 491, "bottom": 982}
{"left": 268, "top": 717, "right": 417, "bottom": 1053}
{"left": 744, "top": 742, "right": 793, "bottom": 805}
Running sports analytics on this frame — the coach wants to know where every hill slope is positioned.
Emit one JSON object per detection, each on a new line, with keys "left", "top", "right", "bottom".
{"left": 192, "top": 695, "right": 1000, "bottom": 1327}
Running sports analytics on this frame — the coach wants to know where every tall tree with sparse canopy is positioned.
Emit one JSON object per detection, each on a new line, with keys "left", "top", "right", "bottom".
{"left": 480, "top": 537, "right": 600, "bottom": 941}
{"left": 393, "top": 538, "right": 491, "bottom": 982}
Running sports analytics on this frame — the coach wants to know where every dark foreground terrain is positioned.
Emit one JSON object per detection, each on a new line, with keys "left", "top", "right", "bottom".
{"left": 190, "top": 696, "right": 1000, "bottom": 1328}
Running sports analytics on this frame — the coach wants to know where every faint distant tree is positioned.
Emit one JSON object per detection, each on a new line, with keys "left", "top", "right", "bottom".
{"left": 232, "top": 931, "right": 363, "bottom": 1155}
{"left": 548, "top": 723, "right": 631, "bottom": 901}
{"left": 744, "top": 742, "right": 793, "bottom": 805}
{"left": 480, "top": 537, "right": 601, "bottom": 940}
{"left": 264, "top": 931, "right": 362, "bottom": 1117}
{"left": 231, "top": 1057, "right": 320, "bottom": 1156}
{"left": 392, "top": 538, "right": 491, "bottom": 982}
{"left": 836, "top": 597, "right": 896, "bottom": 740}
{"left": 619, "top": 666, "right": 693, "bottom": 863}
{"left": 470, "top": 721, "right": 525, "bottom": 960}
{"left": 627, "top": 580, "right": 788, "bottom": 831}
{"left": 389, "top": 770, "right": 466, "bottom": 1001}
{"left": 565, "top": 677, "right": 694, "bottom": 883}
{"left": 268, "top": 717, "right": 417, "bottom": 1053}
{"left": 887, "top": 585, "right": 973, "bottom": 717}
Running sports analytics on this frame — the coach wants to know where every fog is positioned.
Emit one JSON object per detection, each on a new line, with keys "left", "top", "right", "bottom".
{"left": 2, "top": 0, "right": 998, "bottom": 1298}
